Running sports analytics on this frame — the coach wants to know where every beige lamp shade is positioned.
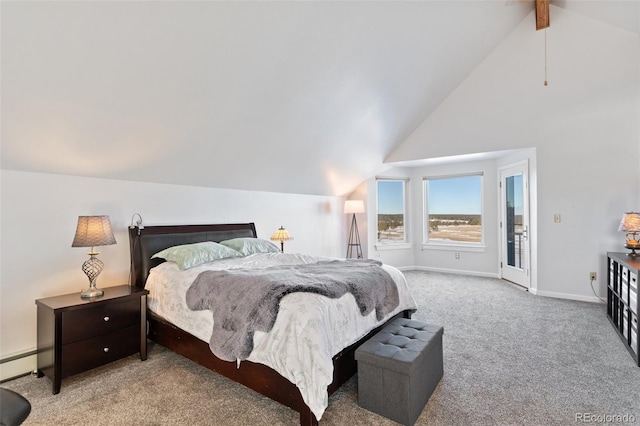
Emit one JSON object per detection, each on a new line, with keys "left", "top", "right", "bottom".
{"left": 619, "top": 212, "right": 640, "bottom": 250}
{"left": 71, "top": 215, "right": 116, "bottom": 298}
{"left": 270, "top": 226, "right": 293, "bottom": 243}
{"left": 344, "top": 200, "right": 365, "bottom": 214}
{"left": 72, "top": 216, "right": 116, "bottom": 251}
{"left": 618, "top": 212, "right": 640, "bottom": 233}
{"left": 270, "top": 226, "right": 293, "bottom": 252}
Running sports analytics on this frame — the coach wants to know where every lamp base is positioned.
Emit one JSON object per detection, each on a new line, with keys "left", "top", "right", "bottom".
{"left": 346, "top": 214, "right": 363, "bottom": 259}
{"left": 80, "top": 253, "right": 105, "bottom": 298}
{"left": 81, "top": 286, "right": 104, "bottom": 298}
{"left": 625, "top": 244, "right": 639, "bottom": 257}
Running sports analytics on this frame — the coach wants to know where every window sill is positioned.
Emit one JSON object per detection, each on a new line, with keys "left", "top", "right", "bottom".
{"left": 375, "top": 243, "right": 413, "bottom": 251}
{"left": 421, "top": 243, "right": 486, "bottom": 253}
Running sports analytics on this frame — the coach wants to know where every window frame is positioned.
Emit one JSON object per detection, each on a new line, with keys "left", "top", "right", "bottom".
{"left": 422, "top": 173, "right": 485, "bottom": 251}
{"left": 375, "top": 177, "right": 411, "bottom": 249}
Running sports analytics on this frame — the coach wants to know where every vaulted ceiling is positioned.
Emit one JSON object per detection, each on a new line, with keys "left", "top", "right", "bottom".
{"left": 2, "top": 1, "right": 638, "bottom": 196}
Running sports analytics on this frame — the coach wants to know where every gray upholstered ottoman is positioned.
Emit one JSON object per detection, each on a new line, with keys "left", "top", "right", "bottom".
{"left": 355, "top": 318, "right": 443, "bottom": 426}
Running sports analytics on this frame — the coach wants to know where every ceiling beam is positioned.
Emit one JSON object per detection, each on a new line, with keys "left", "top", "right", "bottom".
{"left": 535, "top": 0, "right": 550, "bottom": 30}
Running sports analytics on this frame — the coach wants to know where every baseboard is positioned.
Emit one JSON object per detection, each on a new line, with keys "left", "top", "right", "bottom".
{"left": 0, "top": 349, "right": 37, "bottom": 382}
{"left": 400, "top": 265, "right": 500, "bottom": 279}
{"left": 533, "top": 289, "right": 605, "bottom": 304}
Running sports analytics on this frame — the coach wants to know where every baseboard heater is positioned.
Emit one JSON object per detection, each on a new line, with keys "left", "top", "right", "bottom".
{"left": 0, "top": 349, "right": 37, "bottom": 383}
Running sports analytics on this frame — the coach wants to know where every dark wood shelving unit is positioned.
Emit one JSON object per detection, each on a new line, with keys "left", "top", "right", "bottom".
{"left": 607, "top": 252, "right": 639, "bottom": 366}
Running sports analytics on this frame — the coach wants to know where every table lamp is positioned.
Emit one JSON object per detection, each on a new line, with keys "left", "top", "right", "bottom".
{"left": 270, "top": 226, "right": 293, "bottom": 252}
{"left": 72, "top": 215, "right": 117, "bottom": 298}
{"left": 618, "top": 212, "right": 640, "bottom": 257}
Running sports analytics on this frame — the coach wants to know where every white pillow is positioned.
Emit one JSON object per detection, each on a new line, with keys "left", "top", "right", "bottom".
{"left": 219, "top": 238, "right": 281, "bottom": 256}
{"left": 152, "top": 241, "right": 242, "bottom": 270}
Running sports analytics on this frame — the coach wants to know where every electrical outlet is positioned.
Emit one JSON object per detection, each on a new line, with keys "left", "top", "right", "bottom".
{"left": 455, "top": 252, "right": 460, "bottom": 259}
{"left": 589, "top": 272, "right": 597, "bottom": 281}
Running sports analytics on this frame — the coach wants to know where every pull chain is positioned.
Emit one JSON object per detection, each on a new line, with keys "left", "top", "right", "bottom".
{"left": 544, "top": 28, "right": 548, "bottom": 86}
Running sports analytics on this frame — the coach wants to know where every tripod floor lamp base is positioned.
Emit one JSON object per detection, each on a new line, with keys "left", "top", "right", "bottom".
{"left": 346, "top": 213, "right": 363, "bottom": 259}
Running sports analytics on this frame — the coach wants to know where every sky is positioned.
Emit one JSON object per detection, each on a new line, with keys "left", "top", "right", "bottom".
{"left": 377, "top": 180, "right": 406, "bottom": 214}
{"left": 427, "top": 175, "right": 482, "bottom": 215}
{"left": 377, "top": 175, "right": 522, "bottom": 215}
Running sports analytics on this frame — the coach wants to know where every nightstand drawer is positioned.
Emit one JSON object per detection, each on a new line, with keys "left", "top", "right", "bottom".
{"left": 61, "top": 325, "right": 140, "bottom": 378}
{"left": 61, "top": 297, "right": 140, "bottom": 343}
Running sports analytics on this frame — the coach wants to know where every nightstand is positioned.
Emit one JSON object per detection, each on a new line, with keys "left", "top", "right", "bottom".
{"left": 36, "top": 285, "right": 149, "bottom": 394}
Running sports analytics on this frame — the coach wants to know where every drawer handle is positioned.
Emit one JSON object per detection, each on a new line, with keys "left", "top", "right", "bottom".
{"left": 103, "top": 347, "right": 110, "bottom": 353}
{"left": 103, "top": 316, "right": 110, "bottom": 322}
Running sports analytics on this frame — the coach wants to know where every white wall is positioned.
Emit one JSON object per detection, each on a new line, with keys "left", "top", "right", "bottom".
{"left": 385, "top": 7, "right": 640, "bottom": 302}
{"left": 0, "top": 170, "right": 345, "bottom": 359}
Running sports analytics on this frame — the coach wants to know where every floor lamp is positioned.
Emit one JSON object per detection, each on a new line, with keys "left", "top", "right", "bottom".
{"left": 345, "top": 200, "right": 364, "bottom": 259}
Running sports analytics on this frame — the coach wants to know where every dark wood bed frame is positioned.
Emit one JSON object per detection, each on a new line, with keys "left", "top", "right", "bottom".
{"left": 129, "top": 222, "right": 411, "bottom": 425}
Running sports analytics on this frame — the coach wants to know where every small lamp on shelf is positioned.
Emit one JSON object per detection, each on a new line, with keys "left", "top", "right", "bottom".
{"left": 270, "top": 226, "right": 293, "bottom": 252}
{"left": 72, "top": 215, "right": 117, "bottom": 298}
{"left": 345, "top": 200, "right": 365, "bottom": 259}
{"left": 618, "top": 212, "right": 640, "bottom": 257}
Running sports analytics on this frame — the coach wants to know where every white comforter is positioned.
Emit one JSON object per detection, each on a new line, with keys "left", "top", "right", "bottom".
{"left": 145, "top": 252, "right": 417, "bottom": 420}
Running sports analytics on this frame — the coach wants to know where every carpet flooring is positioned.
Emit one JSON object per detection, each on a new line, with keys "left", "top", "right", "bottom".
{"left": 3, "top": 271, "right": 640, "bottom": 425}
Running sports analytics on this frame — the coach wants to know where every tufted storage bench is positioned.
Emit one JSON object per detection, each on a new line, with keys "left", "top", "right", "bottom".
{"left": 355, "top": 318, "right": 443, "bottom": 426}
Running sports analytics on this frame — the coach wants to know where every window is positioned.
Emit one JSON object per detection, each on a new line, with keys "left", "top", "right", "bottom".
{"left": 424, "top": 174, "right": 483, "bottom": 245}
{"left": 376, "top": 179, "right": 408, "bottom": 244}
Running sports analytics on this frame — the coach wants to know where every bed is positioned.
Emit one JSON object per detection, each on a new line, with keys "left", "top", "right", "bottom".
{"left": 129, "top": 222, "right": 417, "bottom": 425}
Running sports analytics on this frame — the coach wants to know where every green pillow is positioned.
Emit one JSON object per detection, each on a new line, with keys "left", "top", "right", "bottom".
{"left": 152, "top": 241, "right": 241, "bottom": 270}
{"left": 219, "top": 238, "right": 281, "bottom": 256}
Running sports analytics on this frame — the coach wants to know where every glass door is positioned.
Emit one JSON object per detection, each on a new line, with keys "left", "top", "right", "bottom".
{"left": 500, "top": 162, "right": 530, "bottom": 288}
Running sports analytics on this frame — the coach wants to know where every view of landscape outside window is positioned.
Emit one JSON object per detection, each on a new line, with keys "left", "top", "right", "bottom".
{"left": 425, "top": 175, "right": 482, "bottom": 243}
{"left": 506, "top": 174, "right": 524, "bottom": 267}
{"left": 377, "top": 179, "right": 406, "bottom": 243}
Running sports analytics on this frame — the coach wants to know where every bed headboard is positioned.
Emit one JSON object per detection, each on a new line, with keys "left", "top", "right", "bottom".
{"left": 128, "top": 222, "right": 257, "bottom": 289}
